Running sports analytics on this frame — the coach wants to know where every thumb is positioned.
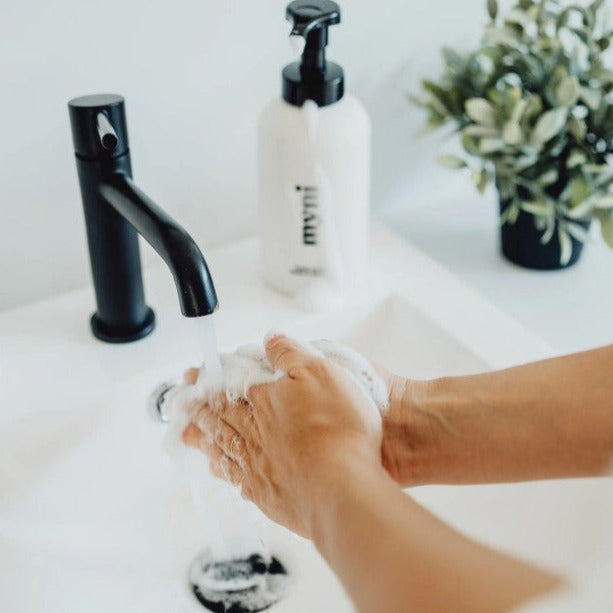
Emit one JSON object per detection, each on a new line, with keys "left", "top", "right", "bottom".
{"left": 265, "top": 334, "right": 314, "bottom": 374}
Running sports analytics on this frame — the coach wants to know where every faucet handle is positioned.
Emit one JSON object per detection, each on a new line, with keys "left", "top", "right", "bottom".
{"left": 96, "top": 112, "right": 118, "bottom": 151}
{"left": 68, "top": 94, "right": 129, "bottom": 160}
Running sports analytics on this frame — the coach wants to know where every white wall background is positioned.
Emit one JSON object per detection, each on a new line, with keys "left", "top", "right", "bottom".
{"left": 0, "top": 0, "right": 487, "bottom": 311}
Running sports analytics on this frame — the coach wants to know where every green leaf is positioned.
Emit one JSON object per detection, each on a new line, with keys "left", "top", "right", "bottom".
{"left": 479, "top": 137, "right": 505, "bottom": 154}
{"left": 579, "top": 87, "right": 602, "bottom": 111}
{"left": 534, "top": 215, "right": 547, "bottom": 231}
{"left": 426, "top": 97, "right": 448, "bottom": 118}
{"left": 567, "top": 150, "right": 587, "bottom": 168}
{"left": 422, "top": 79, "right": 453, "bottom": 114}
{"left": 537, "top": 169, "right": 558, "bottom": 186}
{"left": 442, "top": 47, "right": 465, "bottom": 72}
{"left": 568, "top": 116, "right": 587, "bottom": 141}
{"left": 541, "top": 215, "right": 556, "bottom": 244}
{"left": 564, "top": 221, "right": 590, "bottom": 243}
{"left": 502, "top": 120, "right": 523, "bottom": 145}
{"left": 522, "top": 95, "right": 543, "bottom": 123}
{"left": 566, "top": 176, "right": 591, "bottom": 207}
{"left": 436, "top": 154, "right": 467, "bottom": 169}
{"left": 566, "top": 198, "right": 595, "bottom": 220}
{"left": 530, "top": 108, "right": 568, "bottom": 147}
{"left": 471, "top": 166, "right": 491, "bottom": 193}
{"left": 500, "top": 202, "right": 520, "bottom": 226}
{"left": 583, "top": 164, "right": 609, "bottom": 174}
{"left": 461, "top": 125, "right": 500, "bottom": 138}
{"left": 461, "top": 133, "right": 481, "bottom": 156}
{"left": 593, "top": 194, "right": 613, "bottom": 209}
{"left": 596, "top": 172, "right": 613, "bottom": 190}
{"left": 485, "top": 26, "right": 522, "bottom": 46}
{"left": 596, "top": 210, "right": 613, "bottom": 247}
{"left": 514, "top": 154, "right": 538, "bottom": 172}
{"left": 558, "top": 226, "right": 573, "bottom": 266}
{"left": 465, "top": 98, "right": 497, "bottom": 127}
{"left": 505, "top": 8, "right": 532, "bottom": 29}
{"left": 521, "top": 200, "right": 550, "bottom": 216}
{"left": 556, "top": 75, "right": 580, "bottom": 106}
{"left": 487, "top": 0, "right": 498, "bottom": 21}
{"left": 406, "top": 93, "right": 427, "bottom": 108}
{"left": 510, "top": 98, "right": 529, "bottom": 123}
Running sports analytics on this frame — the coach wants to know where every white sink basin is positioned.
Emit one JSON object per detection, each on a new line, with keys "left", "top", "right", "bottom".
{"left": 2, "top": 225, "right": 611, "bottom": 611}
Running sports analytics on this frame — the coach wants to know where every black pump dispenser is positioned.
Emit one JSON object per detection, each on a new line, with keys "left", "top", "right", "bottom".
{"left": 282, "top": 0, "right": 344, "bottom": 107}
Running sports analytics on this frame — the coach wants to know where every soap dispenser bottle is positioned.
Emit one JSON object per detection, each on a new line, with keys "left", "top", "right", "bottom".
{"left": 258, "top": 0, "right": 371, "bottom": 307}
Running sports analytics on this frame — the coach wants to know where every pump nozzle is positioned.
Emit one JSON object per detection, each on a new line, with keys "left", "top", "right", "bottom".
{"left": 287, "top": 0, "right": 340, "bottom": 38}
{"left": 283, "top": 0, "right": 344, "bottom": 107}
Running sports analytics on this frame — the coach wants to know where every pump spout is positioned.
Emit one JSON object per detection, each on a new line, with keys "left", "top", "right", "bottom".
{"left": 286, "top": 0, "right": 340, "bottom": 35}
{"left": 286, "top": 0, "right": 340, "bottom": 72}
{"left": 289, "top": 15, "right": 330, "bottom": 38}
{"left": 283, "top": 0, "right": 344, "bottom": 107}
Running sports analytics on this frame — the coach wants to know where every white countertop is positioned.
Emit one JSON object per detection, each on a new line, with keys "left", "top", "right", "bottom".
{"left": 380, "top": 176, "right": 613, "bottom": 355}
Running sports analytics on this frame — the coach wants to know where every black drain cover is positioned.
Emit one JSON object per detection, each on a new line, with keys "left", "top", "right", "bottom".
{"left": 189, "top": 551, "right": 289, "bottom": 613}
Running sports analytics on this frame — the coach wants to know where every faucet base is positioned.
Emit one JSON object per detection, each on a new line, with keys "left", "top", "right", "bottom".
{"left": 90, "top": 308, "right": 156, "bottom": 343}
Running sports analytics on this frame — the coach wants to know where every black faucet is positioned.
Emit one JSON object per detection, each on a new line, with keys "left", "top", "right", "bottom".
{"left": 68, "top": 94, "right": 218, "bottom": 343}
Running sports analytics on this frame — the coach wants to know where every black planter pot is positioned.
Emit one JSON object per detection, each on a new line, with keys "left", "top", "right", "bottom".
{"left": 499, "top": 198, "right": 590, "bottom": 271}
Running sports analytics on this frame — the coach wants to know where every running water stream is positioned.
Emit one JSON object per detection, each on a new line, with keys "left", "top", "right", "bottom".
{"left": 184, "top": 314, "right": 289, "bottom": 612}
{"left": 196, "top": 315, "right": 223, "bottom": 394}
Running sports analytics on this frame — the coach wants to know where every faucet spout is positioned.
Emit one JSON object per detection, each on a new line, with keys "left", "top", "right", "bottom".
{"left": 68, "top": 93, "right": 218, "bottom": 343}
{"left": 100, "top": 174, "right": 218, "bottom": 318}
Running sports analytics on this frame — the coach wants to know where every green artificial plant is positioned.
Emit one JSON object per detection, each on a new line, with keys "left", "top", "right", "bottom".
{"left": 414, "top": 0, "right": 613, "bottom": 264}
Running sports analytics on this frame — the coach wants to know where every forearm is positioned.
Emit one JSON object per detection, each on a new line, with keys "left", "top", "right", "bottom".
{"left": 389, "top": 345, "right": 613, "bottom": 485}
{"left": 310, "top": 456, "right": 561, "bottom": 613}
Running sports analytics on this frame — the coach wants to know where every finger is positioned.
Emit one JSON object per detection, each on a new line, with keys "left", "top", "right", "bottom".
{"left": 182, "top": 423, "right": 202, "bottom": 447}
{"left": 200, "top": 439, "right": 243, "bottom": 488}
{"left": 246, "top": 382, "right": 271, "bottom": 409}
{"left": 192, "top": 409, "right": 249, "bottom": 463}
{"left": 265, "top": 334, "right": 316, "bottom": 375}
{"left": 183, "top": 423, "right": 227, "bottom": 470}
{"left": 191, "top": 402, "right": 259, "bottom": 445}
{"left": 220, "top": 454, "right": 244, "bottom": 486}
{"left": 216, "top": 398, "right": 256, "bottom": 439}
{"left": 184, "top": 423, "right": 243, "bottom": 480}
{"left": 183, "top": 368, "right": 200, "bottom": 385}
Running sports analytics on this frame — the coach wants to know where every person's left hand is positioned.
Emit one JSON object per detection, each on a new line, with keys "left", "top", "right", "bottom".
{"left": 182, "top": 335, "right": 382, "bottom": 539}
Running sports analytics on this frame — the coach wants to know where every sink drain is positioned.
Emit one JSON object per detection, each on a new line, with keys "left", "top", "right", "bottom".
{"left": 189, "top": 550, "right": 289, "bottom": 613}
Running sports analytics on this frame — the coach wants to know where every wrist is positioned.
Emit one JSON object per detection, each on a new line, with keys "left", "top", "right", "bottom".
{"left": 382, "top": 377, "right": 465, "bottom": 486}
{"left": 306, "top": 448, "right": 391, "bottom": 544}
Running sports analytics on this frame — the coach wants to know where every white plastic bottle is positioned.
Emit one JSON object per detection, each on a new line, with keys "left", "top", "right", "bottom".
{"left": 258, "top": 0, "right": 370, "bottom": 308}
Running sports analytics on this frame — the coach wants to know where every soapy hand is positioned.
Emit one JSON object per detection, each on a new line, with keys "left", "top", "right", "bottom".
{"left": 182, "top": 334, "right": 382, "bottom": 538}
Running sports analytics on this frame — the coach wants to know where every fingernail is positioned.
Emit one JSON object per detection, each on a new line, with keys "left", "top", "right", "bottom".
{"left": 182, "top": 423, "right": 200, "bottom": 446}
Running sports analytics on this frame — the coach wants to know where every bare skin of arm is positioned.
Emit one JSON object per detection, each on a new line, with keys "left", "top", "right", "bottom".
{"left": 182, "top": 336, "right": 564, "bottom": 613}
{"left": 311, "top": 456, "right": 560, "bottom": 613}
{"left": 381, "top": 344, "right": 613, "bottom": 486}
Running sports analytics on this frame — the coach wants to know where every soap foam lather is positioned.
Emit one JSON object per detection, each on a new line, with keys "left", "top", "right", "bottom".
{"left": 198, "top": 336, "right": 389, "bottom": 413}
